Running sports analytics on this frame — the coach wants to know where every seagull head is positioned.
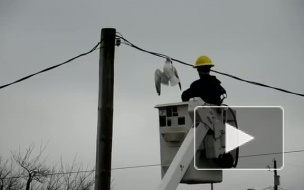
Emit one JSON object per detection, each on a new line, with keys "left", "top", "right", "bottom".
{"left": 165, "top": 57, "right": 172, "bottom": 64}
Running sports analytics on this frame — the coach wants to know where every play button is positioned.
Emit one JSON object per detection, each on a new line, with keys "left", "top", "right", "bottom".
{"left": 225, "top": 123, "right": 255, "bottom": 153}
{"left": 194, "top": 106, "right": 283, "bottom": 170}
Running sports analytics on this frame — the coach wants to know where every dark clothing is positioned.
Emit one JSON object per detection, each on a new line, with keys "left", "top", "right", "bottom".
{"left": 181, "top": 75, "right": 226, "bottom": 105}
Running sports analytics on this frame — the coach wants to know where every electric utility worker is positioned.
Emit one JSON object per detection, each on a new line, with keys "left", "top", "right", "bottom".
{"left": 181, "top": 56, "right": 227, "bottom": 105}
{"left": 182, "top": 56, "right": 234, "bottom": 168}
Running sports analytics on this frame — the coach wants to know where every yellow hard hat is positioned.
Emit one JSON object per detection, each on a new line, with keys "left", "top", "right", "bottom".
{"left": 194, "top": 55, "right": 214, "bottom": 68}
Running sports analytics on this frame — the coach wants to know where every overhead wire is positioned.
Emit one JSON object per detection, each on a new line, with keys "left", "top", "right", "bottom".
{"left": 112, "top": 163, "right": 160, "bottom": 170}
{"left": 211, "top": 70, "right": 304, "bottom": 97}
{"left": 1, "top": 34, "right": 303, "bottom": 98}
{"left": 1, "top": 164, "right": 160, "bottom": 180}
{"left": 239, "top": 149, "right": 304, "bottom": 158}
{"left": 116, "top": 34, "right": 304, "bottom": 98}
{"left": 2, "top": 149, "right": 304, "bottom": 180}
{"left": 0, "top": 41, "right": 102, "bottom": 90}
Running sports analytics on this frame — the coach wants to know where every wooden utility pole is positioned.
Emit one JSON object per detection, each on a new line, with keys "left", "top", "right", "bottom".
{"left": 273, "top": 159, "right": 280, "bottom": 190}
{"left": 95, "top": 28, "right": 116, "bottom": 190}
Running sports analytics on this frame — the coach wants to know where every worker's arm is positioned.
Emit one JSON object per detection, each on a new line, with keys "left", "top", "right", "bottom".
{"left": 181, "top": 88, "right": 191, "bottom": 101}
{"left": 181, "top": 81, "right": 200, "bottom": 102}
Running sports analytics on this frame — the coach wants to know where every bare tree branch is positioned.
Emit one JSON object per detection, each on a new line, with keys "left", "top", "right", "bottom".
{"left": 11, "top": 143, "right": 50, "bottom": 190}
{"left": 0, "top": 156, "right": 23, "bottom": 190}
{"left": 3, "top": 145, "right": 96, "bottom": 190}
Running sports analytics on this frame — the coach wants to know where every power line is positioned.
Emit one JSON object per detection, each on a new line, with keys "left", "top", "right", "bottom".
{"left": 116, "top": 34, "right": 304, "bottom": 98}
{"left": 211, "top": 70, "right": 304, "bottom": 97}
{"left": 1, "top": 164, "right": 160, "bottom": 180}
{"left": 2, "top": 35, "right": 303, "bottom": 98}
{"left": 2, "top": 149, "right": 304, "bottom": 180}
{"left": 239, "top": 149, "right": 304, "bottom": 158}
{"left": 0, "top": 42, "right": 102, "bottom": 90}
{"left": 2, "top": 170, "right": 95, "bottom": 180}
{"left": 112, "top": 164, "right": 160, "bottom": 170}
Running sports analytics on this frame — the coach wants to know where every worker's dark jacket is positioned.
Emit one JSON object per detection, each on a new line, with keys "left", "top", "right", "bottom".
{"left": 181, "top": 75, "right": 226, "bottom": 105}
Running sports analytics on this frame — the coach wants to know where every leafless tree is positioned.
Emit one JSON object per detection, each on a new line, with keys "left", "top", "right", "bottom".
{"left": 0, "top": 157, "right": 10, "bottom": 190}
{"left": 43, "top": 166, "right": 63, "bottom": 190}
{"left": 2, "top": 144, "right": 96, "bottom": 190}
{"left": 0, "top": 156, "right": 23, "bottom": 190}
{"left": 40, "top": 156, "right": 94, "bottom": 190}
{"left": 11, "top": 143, "right": 50, "bottom": 190}
{"left": 60, "top": 156, "right": 95, "bottom": 190}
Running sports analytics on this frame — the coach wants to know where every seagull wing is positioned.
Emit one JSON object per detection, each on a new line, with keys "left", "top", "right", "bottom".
{"left": 172, "top": 65, "right": 182, "bottom": 90}
{"left": 155, "top": 69, "right": 162, "bottom": 95}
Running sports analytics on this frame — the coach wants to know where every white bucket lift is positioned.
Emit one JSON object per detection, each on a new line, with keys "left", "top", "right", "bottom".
{"left": 155, "top": 98, "right": 238, "bottom": 190}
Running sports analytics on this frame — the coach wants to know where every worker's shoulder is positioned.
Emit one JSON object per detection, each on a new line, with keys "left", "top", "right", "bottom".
{"left": 210, "top": 75, "right": 221, "bottom": 84}
{"left": 190, "top": 79, "right": 203, "bottom": 87}
{"left": 191, "top": 75, "right": 221, "bottom": 86}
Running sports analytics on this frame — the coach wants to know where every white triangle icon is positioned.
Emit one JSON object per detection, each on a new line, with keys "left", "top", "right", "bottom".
{"left": 225, "top": 123, "right": 254, "bottom": 153}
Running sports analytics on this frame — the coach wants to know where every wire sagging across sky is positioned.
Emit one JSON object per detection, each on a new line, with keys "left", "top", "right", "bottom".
{"left": 1, "top": 33, "right": 304, "bottom": 98}
{"left": 116, "top": 33, "right": 304, "bottom": 98}
{"left": 0, "top": 41, "right": 102, "bottom": 90}
{"left": 2, "top": 149, "right": 304, "bottom": 180}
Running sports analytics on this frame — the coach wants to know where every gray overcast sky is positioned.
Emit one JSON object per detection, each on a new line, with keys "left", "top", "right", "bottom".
{"left": 1, "top": 0, "right": 304, "bottom": 190}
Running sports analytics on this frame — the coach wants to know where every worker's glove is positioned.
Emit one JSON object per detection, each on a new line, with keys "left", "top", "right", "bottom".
{"left": 217, "top": 153, "right": 234, "bottom": 168}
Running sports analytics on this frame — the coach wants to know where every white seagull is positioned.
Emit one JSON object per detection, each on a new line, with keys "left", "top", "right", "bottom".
{"left": 154, "top": 58, "right": 181, "bottom": 95}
